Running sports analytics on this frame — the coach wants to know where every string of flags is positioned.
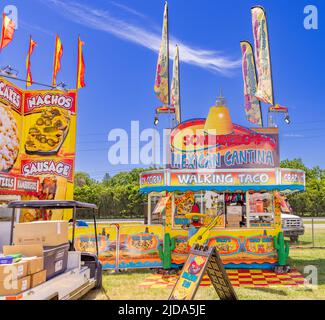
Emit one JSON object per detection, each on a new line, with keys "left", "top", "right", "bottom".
{"left": 0, "top": 12, "right": 86, "bottom": 90}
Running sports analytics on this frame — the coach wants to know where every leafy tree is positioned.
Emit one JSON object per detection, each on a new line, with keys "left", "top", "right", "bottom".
{"left": 102, "top": 173, "right": 111, "bottom": 186}
{"left": 281, "top": 158, "right": 325, "bottom": 216}
{"left": 74, "top": 162, "right": 325, "bottom": 218}
{"left": 74, "top": 171, "right": 96, "bottom": 187}
{"left": 74, "top": 168, "right": 149, "bottom": 218}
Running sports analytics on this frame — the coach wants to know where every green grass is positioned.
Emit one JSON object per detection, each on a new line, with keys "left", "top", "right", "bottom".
{"left": 303, "top": 221, "right": 325, "bottom": 225}
{"left": 84, "top": 248, "right": 325, "bottom": 300}
{"left": 293, "top": 227, "right": 325, "bottom": 248}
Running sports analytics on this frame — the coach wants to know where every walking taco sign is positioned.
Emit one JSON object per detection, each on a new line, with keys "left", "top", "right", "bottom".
{"left": 169, "top": 119, "right": 279, "bottom": 170}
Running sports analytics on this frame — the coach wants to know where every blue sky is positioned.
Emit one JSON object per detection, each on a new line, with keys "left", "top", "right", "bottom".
{"left": 1, "top": 0, "right": 324, "bottom": 180}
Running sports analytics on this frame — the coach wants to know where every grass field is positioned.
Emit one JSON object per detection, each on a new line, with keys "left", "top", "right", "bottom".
{"left": 84, "top": 247, "right": 325, "bottom": 300}
{"left": 304, "top": 221, "right": 325, "bottom": 225}
{"left": 295, "top": 227, "right": 325, "bottom": 248}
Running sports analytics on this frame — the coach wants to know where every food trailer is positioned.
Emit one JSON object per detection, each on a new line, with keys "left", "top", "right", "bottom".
{"left": 139, "top": 100, "right": 305, "bottom": 270}
{"left": 72, "top": 99, "right": 305, "bottom": 271}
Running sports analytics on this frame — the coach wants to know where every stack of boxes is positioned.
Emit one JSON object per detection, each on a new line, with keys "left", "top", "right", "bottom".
{"left": 226, "top": 206, "right": 243, "bottom": 228}
{"left": 0, "top": 258, "right": 30, "bottom": 296}
{"left": 0, "top": 220, "right": 70, "bottom": 296}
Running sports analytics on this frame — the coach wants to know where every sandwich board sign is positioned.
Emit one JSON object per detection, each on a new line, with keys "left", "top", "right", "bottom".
{"left": 169, "top": 245, "right": 238, "bottom": 300}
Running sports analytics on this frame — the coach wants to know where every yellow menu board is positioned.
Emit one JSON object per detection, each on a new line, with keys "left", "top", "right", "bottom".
{"left": 20, "top": 89, "right": 77, "bottom": 221}
{"left": 0, "top": 77, "right": 78, "bottom": 221}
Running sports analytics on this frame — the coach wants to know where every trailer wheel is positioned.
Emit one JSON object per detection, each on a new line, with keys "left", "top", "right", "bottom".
{"left": 290, "top": 236, "right": 298, "bottom": 243}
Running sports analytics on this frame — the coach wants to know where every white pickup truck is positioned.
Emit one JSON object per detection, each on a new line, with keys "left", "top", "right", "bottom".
{"left": 281, "top": 213, "right": 305, "bottom": 242}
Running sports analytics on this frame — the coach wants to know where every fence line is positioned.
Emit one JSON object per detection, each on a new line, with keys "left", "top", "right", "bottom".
{"left": 289, "top": 218, "right": 325, "bottom": 249}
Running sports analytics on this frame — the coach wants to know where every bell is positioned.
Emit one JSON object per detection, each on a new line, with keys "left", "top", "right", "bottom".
{"left": 204, "top": 94, "right": 233, "bottom": 135}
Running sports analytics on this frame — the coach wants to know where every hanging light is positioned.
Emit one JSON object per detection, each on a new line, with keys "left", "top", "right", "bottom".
{"left": 204, "top": 93, "right": 233, "bottom": 135}
{"left": 154, "top": 115, "right": 159, "bottom": 126}
{"left": 284, "top": 113, "right": 291, "bottom": 124}
{"left": 55, "top": 82, "right": 68, "bottom": 91}
{"left": 0, "top": 65, "right": 18, "bottom": 77}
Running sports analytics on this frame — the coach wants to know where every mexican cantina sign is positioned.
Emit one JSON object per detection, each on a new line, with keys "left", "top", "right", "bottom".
{"left": 169, "top": 119, "right": 279, "bottom": 169}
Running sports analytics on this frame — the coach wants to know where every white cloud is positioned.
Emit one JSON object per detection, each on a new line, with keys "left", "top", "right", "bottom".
{"left": 20, "top": 20, "right": 55, "bottom": 37}
{"left": 44, "top": 0, "right": 241, "bottom": 74}
{"left": 109, "top": 1, "right": 147, "bottom": 19}
{"left": 283, "top": 133, "right": 305, "bottom": 138}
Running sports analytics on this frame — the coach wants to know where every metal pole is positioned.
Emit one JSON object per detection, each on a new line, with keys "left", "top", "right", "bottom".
{"left": 93, "top": 208, "right": 99, "bottom": 257}
{"left": 115, "top": 224, "right": 120, "bottom": 272}
{"left": 71, "top": 206, "right": 77, "bottom": 251}
{"left": 10, "top": 208, "right": 16, "bottom": 245}
{"left": 311, "top": 218, "right": 315, "bottom": 248}
{"left": 166, "top": 1, "right": 170, "bottom": 107}
{"left": 153, "top": 126, "right": 156, "bottom": 168}
{"left": 0, "top": 73, "right": 56, "bottom": 89}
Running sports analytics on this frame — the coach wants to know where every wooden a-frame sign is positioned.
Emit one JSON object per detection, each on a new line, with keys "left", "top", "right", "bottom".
{"left": 169, "top": 245, "right": 238, "bottom": 300}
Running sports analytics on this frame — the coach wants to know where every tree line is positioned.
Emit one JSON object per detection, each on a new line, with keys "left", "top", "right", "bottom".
{"left": 74, "top": 159, "right": 325, "bottom": 218}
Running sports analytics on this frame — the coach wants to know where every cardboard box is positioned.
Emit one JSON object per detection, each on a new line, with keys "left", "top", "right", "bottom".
{"left": 227, "top": 215, "right": 242, "bottom": 219}
{"left": 0, "top": 275, "right": 31, "bottom": 296}
{"left": 30, "top": 270, "right": 46, "bottom": 288}
{"left": 3, "top": 244, "right": 44, "bottom": 275}
{"left": 0, "top": 260, "right": 28, "bottom": 282}
{"left": 227, "top": 217, "right": 243, "bottom": 222}
{"left": 3, "top": 244, "right": 43, "bottom": 258}
{"left": 226, "top": 223, "right": 240, "bottom": 228}
{"left": 227, "top": 206, "right": 243, "bottom": 215}
{"left": 22, "top": 257, "right": 44, "bottom": 275}
{"left": 13, "top": 221, "right": 69, "bottom": 246}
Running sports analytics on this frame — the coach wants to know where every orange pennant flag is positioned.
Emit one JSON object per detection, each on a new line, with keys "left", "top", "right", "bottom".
{"left": 76, "top": 36, "right": 85, "bottom": 89}
{"left": 0, "top": 13, "right": 15, "bottom": 49}
{"left": 52, "top": 34, "right": 63, "bottom": 87}
{"left": 26, "top": 36, "right": 37, "bottom": 88}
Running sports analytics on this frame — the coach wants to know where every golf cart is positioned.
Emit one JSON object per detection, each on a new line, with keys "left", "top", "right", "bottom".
{"left": 0, "top": 200, "right": 102, "bottom": 300}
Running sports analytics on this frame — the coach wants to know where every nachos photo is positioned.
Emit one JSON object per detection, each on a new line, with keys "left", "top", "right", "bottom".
{"left": 25, "top": 107, "right": 70, "bottom": 155}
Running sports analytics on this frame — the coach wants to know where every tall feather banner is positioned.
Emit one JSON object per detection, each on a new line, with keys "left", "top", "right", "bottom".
{"left": 240, "top": 41, "right": 262, "bottom": 127}
{"left": 171, "top": 45, "right": 181, "bottom": 123}
{"left": 154, "top": 1, "right": 169, "bottom": 105}
{"left": 251, "top": 6, "right": 274, "bottom": 105}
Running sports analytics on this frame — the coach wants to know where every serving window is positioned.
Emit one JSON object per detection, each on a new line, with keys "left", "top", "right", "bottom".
{"left": 162, "top": 190, "right": 275, "bottom": 230}
{"left": 247, "top": 192, "right": 275, "bottom": 228}
{"left": 225, "top": 193, "right": 247, "bottom": 228}
{"left": 172, "top": 191, "right": 225, "bottom": 229}
{"left": 148, "top": 192, "right": 167, "bottom": 225}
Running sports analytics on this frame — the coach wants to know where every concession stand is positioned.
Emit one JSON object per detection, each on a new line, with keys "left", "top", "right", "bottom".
{"left": 71, "top": 98, "right": 305, "bottom": 272}
{"left": 139, "top": 99, "right": 305, "bottom": 269}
